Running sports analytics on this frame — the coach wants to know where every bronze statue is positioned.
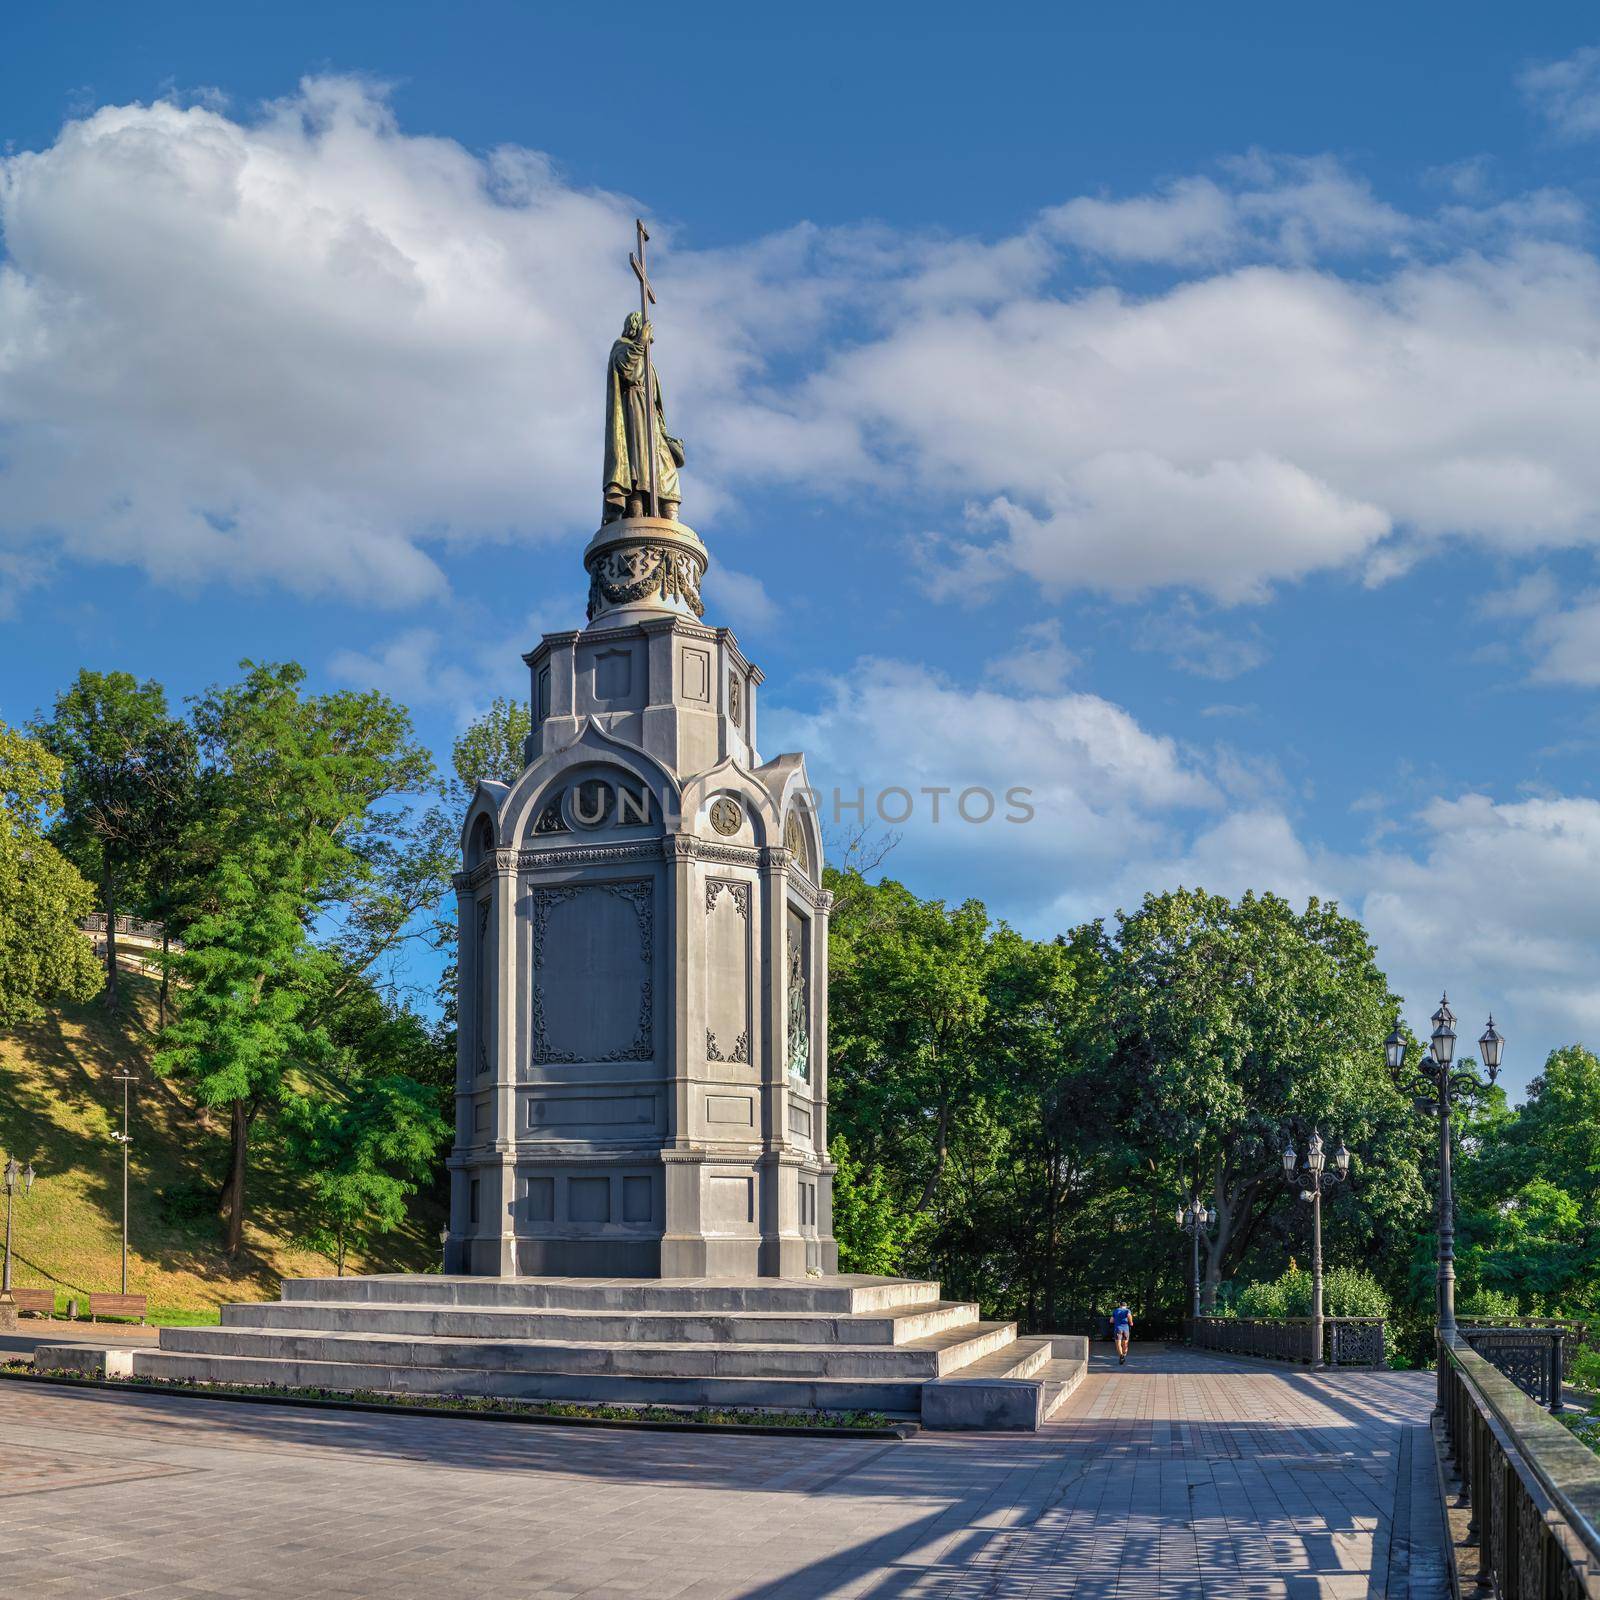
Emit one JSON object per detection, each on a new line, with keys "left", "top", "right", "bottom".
{"left": 604, "top": 221, "right": 683, "bottom": 523}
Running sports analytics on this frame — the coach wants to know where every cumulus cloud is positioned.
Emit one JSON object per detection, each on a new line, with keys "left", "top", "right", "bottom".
{"left": 0, "top": 78, "right": 733, "bottom": 603}
{"left": 985, "top": 618, "right": 1080, "bottom": 693}
{"left": 7, "top": 83, "right": 1600, "bottom": 617}
{"left": 1046, "top": 156, "right": 1410, "bottom": 266}
{"left": 1520, "top": 46, "right": 1600, "bottom": 141}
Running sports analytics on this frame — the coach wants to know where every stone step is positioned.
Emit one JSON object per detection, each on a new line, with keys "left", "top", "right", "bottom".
{"left": 1038, "top": 1356, "right": 1088, "bottom": 1420}
{"left": 918, "top": 1337, "right": 1079, "bottom": 1430}
{"left": 122, "top": 1349, "right": 930, "bottom": 1416}
{"left": 219, "top": 1298, "right": 981, "bottom": 1346}
{"left": 156, "top": 1319, "right": 1020, "bottom": 1381}
{"left": 278, "top": 1275, "right": 942, "bottom": 1315}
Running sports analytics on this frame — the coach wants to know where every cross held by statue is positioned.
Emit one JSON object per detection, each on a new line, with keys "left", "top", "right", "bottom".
{"left": 629, "top": 218, "right": 659, "bottom": 519}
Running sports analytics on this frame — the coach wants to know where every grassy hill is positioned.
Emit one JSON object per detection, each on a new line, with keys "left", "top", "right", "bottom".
{"left": 0, "top": 969, "right": 445, "bottom": 1319}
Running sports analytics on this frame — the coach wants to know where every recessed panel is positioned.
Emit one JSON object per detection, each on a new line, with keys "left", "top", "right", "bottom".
{"left": 568, "top": 1177, "right": 611, "bottom": 1223}
{"left": 707, "top": 1094, "right": 754, "bottom": 1126}
{"left": 707, "top": 1175, "right": 754, "bottom": 1226}
{"left": 532, "top": 881, "right": 653, "bottom": 1064}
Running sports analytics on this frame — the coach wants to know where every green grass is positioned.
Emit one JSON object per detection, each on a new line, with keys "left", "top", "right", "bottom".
{"left": 0, "top": 970, "right": 444, "bottom": 1313}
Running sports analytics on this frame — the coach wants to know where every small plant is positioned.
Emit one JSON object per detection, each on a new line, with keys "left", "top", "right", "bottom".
{"left": 1233, "top": 1265, "right": 1389, "bottom": 1319}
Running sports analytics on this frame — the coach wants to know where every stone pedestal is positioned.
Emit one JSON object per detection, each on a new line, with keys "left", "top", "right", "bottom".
{"left": 445, "top": 515, "right": 836, "bottom": 1279}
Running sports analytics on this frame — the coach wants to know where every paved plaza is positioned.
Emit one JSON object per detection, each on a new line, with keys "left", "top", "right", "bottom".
{"left": 0, "top": 1346, "right": 1447, "bottom": 1599}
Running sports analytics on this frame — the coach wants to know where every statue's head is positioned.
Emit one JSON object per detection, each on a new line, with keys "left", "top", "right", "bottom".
{"left": 622, "top": 311, "right": 643, "bottom": 340}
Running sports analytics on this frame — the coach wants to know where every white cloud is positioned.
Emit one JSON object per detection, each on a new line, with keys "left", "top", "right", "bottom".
{"left": 0, "top": 79, "right": 755, "bottom": 604}
{"left": 985, "top": 618, "right": 1079, "bottom": 693}
{"left": 329, "top": 627, "right": 483, "bottom": 722}
{"left": 8, "top": 88, "right": 1600, "bottom": 618}
{"left": 1134, "top": 604, "right": 1267, "bottom": 681}
{"left": 705, "top": 565, "right": 778, "bottom": 634}
{"left": 1046, "top": 156, "right": 1410, "bottom": 267}
{"left": 5, "top": 79, "right": 1600, "bottom": 630}
{"left": 1520, "top": 46, "right": 1600, "bottom": 141}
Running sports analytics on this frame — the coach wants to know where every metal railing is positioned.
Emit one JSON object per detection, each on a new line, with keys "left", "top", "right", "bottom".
{"left": 1462, "top": 1325, "right": 1568, "bottom": 1413}
{"left": 1186, "top": 1314, "right": 1387, "bottom": 1368}
{"left": 1462, "top": 1317, "right": 1589, "bottom": 1383}
{"left": 82, "top": 913, "right": 171, "bottom": 942}
{"left": 1441, "top": 1334, "right": 1600, "bottom": 1597}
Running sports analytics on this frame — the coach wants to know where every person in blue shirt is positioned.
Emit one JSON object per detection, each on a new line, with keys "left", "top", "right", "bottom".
{"left": 1111, "top": 1300, "right": 1133, "bottom": 1365}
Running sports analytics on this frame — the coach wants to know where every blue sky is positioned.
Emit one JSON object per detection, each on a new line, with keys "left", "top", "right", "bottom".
{"left": 5, "top": 3, "right": 1600, "bottom": 1095}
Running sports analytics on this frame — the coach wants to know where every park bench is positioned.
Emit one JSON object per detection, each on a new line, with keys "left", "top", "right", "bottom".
{"left": 87, "top": 1293, "right": 147, "bottom": 1324}
{"left": 7, "top": 1288, "right": 55, "bottom": 1317}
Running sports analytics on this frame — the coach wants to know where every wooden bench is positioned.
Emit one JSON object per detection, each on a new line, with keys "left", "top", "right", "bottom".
{"left": 88, "top": 1292, "right": 147, "bottom": 1324}
{"left": 6, "top": 1288, "right": 55, "bottom": 1317}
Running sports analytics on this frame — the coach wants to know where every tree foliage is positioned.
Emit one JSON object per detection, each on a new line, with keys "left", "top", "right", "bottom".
{"left": 154, "top": 661, "right": 443, "bottom": 1256}
{"left": 0, "top": 720, "right": 103, "bottom": 1026}
{"left": 35, "top": 670, "right": 196, "bottom": 1010}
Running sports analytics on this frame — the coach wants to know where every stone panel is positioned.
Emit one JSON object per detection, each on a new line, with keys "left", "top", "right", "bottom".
{"left": 531, "top": 881, "right": 652, "bottom": 1064}
{"left": 705, "top": 879, "right": 751, "bottom": 1065}
{"left": 682, "top": 646, "right": 710, "bottom": 702}
{"left": 623, "top": 1175, "right": 653, "bottom": 1222}
{"left": 707, "top": 1095, "right": 754, "bottom": 1126}
{"left": 707, "top": 1175, "right": 754, "bottom": 1226}
{"left": 568, "top": 1177, "right": 611, "bottom": 1224}
{"left": 526, "top": 1177, "right": 554, "bottom": 1222}
{"left": 530, "top": 1095, "right": 656, "bottom": 1128}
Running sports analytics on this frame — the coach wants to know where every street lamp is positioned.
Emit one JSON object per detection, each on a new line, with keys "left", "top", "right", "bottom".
{"left": 2, "top": 1154, "right": 37, "bottom": 1298}
{"left": 1386, "top": 995, "right": 1502, "bottom": 1364}
{"left": 1282, "top": 1130, "right": 1351, "bottom": 1370}
{"left": 1175, "top": 1197, "right": 1217, "bottom": 1316}
{"left": 112, "top": 1072, "right": 138, "bottom": 1295}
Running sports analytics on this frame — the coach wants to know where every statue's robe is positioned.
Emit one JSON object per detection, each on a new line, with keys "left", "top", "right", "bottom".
{"left": 604, "top": 336, "right": 681, "bottom": 514}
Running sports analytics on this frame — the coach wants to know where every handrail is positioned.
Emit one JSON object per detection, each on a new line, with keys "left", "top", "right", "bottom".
{"left": 1187, "top": 1314, "right": 1386, "bottom": 1368}
{"left": 1442, "top": 1334, "right": 1600, "bottom": 1596}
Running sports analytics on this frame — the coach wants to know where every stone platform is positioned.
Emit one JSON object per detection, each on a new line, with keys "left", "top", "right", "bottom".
{"left": 35, "top": 1274, "right": 1086, "bottom": 1430}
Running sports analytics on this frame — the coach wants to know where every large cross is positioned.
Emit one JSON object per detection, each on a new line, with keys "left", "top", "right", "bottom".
{"left": 629, "top": 218, "right": 659, "bottom": 519}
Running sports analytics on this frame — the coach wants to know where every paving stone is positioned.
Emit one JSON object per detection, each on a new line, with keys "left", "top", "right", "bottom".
{"left": 0, "top": 1343, "right": 1446, "bottom": 1597}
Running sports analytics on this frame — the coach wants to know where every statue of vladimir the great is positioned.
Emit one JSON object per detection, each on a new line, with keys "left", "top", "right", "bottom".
{"left": 603, "top": 311, "right": 683, "bottom": 523}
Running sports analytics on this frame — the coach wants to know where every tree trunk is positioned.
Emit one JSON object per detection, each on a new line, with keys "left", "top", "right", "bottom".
{"left": 157, "top": 924, "right": 171, "bottom": 1032}
{"left": 219, "top": 1100, "right": 250, "bottom": 1257}
{"left": 101, "top": 875, "right": 120, "bottom": 1010}
{"left": 914, "top": 1098, "right": 951, "bottom": 1213}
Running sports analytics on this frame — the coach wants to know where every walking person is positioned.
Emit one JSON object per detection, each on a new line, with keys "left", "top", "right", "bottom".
{"left": 1111, "top": 1299, "right": 1133, "bottom": 1365}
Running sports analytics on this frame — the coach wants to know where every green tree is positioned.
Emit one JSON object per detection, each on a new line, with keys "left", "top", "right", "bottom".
{"left": 35, "top": 671, "right": 196, "bottom": 1010}
{"left": 1459, "top": 1046, "right": 1600, "bottom": 1314}
{"left": 281, "top": 985, "right": 450, "bottom": 1276}
{"left": 829, "top": 1135, "right": 917, "bottom": 1274}
{"left": 0, "top": 721, "right": 103, "bottom": 1026}
{"left": 1093, "top": 888, "right": 1426, "bottom": 1312}
{"left": 155, "top": 662, "right": 437, "bottom": 1256}
{"left": 450, "top": 695, "right": 530, "bottom": 804}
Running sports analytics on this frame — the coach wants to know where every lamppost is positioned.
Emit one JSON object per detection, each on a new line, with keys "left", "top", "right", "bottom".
{"left": 2, "top": 1154, "right": 37, "bottom": 1297}
{"left": 1281, "top": 1131, "right": 1351, "bottom": 1370}
{"left": 1385, "top": 996, "right": 1503, "bottom": 1354}
{"left": 112, "top": 1072, "right": 138, "bottom": 1295}
{"left": 1175, "top": 1196, "right": 1217, "bottom": 1316}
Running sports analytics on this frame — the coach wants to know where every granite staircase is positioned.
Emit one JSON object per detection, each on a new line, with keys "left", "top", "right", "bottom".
{"left": 37, "top": 1274, "right": 1088, "bottom": 1429}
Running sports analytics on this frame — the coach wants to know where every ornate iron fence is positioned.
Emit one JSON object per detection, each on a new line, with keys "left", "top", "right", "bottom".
{"left": 1440, "top": 1335, "right": 1600, "bottom": 1597}
{"left": 1462, "top": 1318, "right": 1589, "bottom": 1383}
{"left": 1186, "top": 1315, "right": 1386, "bottom": 1368}
{"left": 1462, "top": 1325, "right": 1567, "bottom": 1413}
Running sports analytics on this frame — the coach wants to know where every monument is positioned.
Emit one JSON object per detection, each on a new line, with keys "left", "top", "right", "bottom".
{"left": 444, "top": 220, "right": 837, "bottom": 1278}
{"left": 38, "top": 225, "right": 1085, "bottom": 1425}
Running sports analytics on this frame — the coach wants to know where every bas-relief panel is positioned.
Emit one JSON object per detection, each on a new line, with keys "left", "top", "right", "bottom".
{"left": 705, "top": 879, "right": 751, "bottom": 1065}
{"left": 531, "top": 880, "right": 653, "bottom": 1064}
